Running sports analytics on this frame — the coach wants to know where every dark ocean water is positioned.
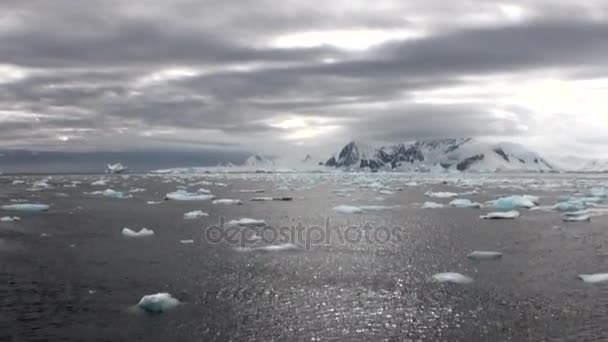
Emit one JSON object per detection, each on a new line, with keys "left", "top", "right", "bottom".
{"left": 1, "top": 172, "right": 608, "bottom": 341}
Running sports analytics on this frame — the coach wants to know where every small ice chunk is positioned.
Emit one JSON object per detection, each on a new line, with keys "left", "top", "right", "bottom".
{"left": 480, "top": 210, "right": 520, "bottom": 219}
{"left": 128, "top": 188, "right": 146, "bottom": 193}
{"left": 449, "top": 199, "right": 482, "bottom": 209}
{"left": 1, "top": 203, "right": 49, "bottom": 212}
{"left": 333, "top": 205, "right": 363, "bottom": 214}
{"left": 12, "top": 180, "right": 25, "bottom": 185}
{"left": 234, "top": 243, "right": 300, "bottom": 252}
{"left": 238, "top": 189, "right": 265, "bottom": 193}
{"left": 180, "top": 239, "right": 195, "bottom": 244}
{"left": 562, "top": 214, "right": 591, "bottom": 222}
{"left": 487, "top": 195, "right": 537, "bottom": 210}
{"left": 467, "top": 251, "right": 503, "bottom": 260}
{"left": 227, "top": 218, "right": 266, "bottom": 226}
{"left": 578, "top": 273, "right": 608, "bottom": 283}
{"left": 136, "top": 293, "right": 179, "bottom": 313}
{"left": 107, "top": 163, "right": 127, "bottom": 174}
{"left": 91, "top": 179, "right": 108, "bottom": 186}
{"left": 422, "top": 201, "right": 445, "bottom": 209}
{"left": 122, "top": 227, "right": 155, "bottom": 238}
{"left": 251, "top": 197, "right": 292, "bottom": 201}
{"left": 431, "top": 272, "right": 473, "bottom": 284}
{"left": 0, "top": 216, "right": 20, "bottom": 222}
{"left": 147, "top": 200, "right": 164, "bottom": 205}
{"left": 212, "top": 199, "right": 243, "bottom": 205}
{"left": 88, "top": 189, "right": 132, "bottom": 199}
{"left": 379, "top": 190, "right": 394, "bottom": 195}
{"left": 359, "top": 205, "right": 395, "bottom": 211}
{"left": 183, "top": 210, "right": 209, "bottom": 220}
{"left": 425, "top": 191, "right": 458, "bottom": 198}
{"left": 165, "top": 190, "right": 214, "bottom": 201}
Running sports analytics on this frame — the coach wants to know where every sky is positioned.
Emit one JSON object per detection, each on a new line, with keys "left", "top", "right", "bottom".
{"left": 1, "top": 0, "right": 608, "bottom": 159}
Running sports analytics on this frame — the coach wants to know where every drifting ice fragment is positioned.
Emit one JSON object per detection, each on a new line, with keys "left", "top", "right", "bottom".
{"left": 578, "top": 273, "right": 608, "bottom": 283}
{"left": 467, "top": 251, "right": 503, "bottom": 260}
{"left": 128, "top": 188, "right": 146, "bottom": 193}
{"left": 227, "top": 218, "right": 266, "bottom": 226}
{"left": 235, "top": 243, "right": 300, "bottom": 252}
{"left": 122, "top": 227, "right": 155, "bottom": 238}
{"left": 1, "top": 203, "right": 49, "bottom": 212}
{"left": 212, "top": 199, "right": 243, "bottom": 205}
{"left": 480, "top": 210, "right": 520, "bottom": 219}
{"left": 487, "top": 195, "right": 537, "bottom": 210}
{"left": 562, "top": 215, "right": 591, "bottom": 222}
{"left": 238, "top": 189, "right": 265, "bottom": 193}
{"left": 423, "top": 202, "right": 445, "bottom": 209}
{"left": 425, "top": 191, "right": 458, "bottom": 198}
{"left": 147, "top": 201, "right": 163, "bottom": 205}
{"left": 0, "top": 216, "right": 20, "bottom": 222}
{"left": 91, "top": 179, "right": 108, "bottom": 186}
{"left": 251, "top": 197, "right": 293, "bottom": 201}
{"left": 449, "top": 199, "right": 482, "bottom": 209}
{"left": 180, "top": 239, "right": 195, "bottom": 244}
{"left": 333, "top": 205, "right": 363, "bottom": 214}
{"left": 88, "top": 189, "right": 132, "bottom": 199}
{"left": 106, "top": 163, "right": 127, "bottom": 174}
{"left": 165, "top": 190, "right": 214, "bottom": 201}
{"left": 358, "top": 205, "right": 395, "bottom": 211}
{"left": 136, "top": 293, "right": 179, "bottom": 313}
{"left": 431, "top": 272, "right": 473, "bottom": 284}
{"left": 183, "top": 210, "right": 209, "bottom": 220}
{"left": 553, "top": 199, "right": 589, "bottom": 212}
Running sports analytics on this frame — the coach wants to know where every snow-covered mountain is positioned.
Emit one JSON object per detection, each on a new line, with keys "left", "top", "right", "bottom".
{"left": 324, "top": 138, "right": 556, "bottom": 172}
{"left": 551, "top": 156, "right": 608, "bottom": 173}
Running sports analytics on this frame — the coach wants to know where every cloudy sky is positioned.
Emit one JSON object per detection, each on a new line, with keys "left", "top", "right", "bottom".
{"left": 1, "top": 0, "right": 608, "bottom": 158}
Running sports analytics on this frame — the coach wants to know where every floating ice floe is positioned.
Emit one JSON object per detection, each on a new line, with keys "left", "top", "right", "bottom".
{"left": 28, "top": 179, "right": 53, "bottom": 192}
{"left": 431, "top": 272, "right": 473, "bottom": 284}
{"left": 0, "top": 216, "right": 20, "bottom": 222}
{"left": 88, "top": 189, "right": 132, "bottom": 199}
{"left": 425, "top": 191, "right": 459, "bottom": 198}
{"left": 486, "top": 195, "right": 538, "bottom": 210}
{"left": 467, "top": 251, "right": 503, "bottom": 260}
{"left": 212, "top": 199, "right": 243, "bottom": 205}
{"left": 358, "top": 205, "right": 396, "bottom": 211}
{"left": 91, "top": 179, "right": 108, "bottom": 186}
{"left": 251, "top": 197, "right": 293, "bottom": 201}
{"left": 122, "top": 227, "right": 155, "bottom": 238}
{"left": 234, "top": 243, "right": 300, "bottom": 252}
{"left": 553, "top": 197, "right": 598, "bottom": 212}
{"left": 449, "top": 199, "right": 482, "bottom": 209}
{"left": 11, "top": 180, "right": 25, "bottom": 185}
{"left": 183, "top": 210, "right": 209, "bottom": 220}
{"left": 333, "top": 205, "right": 363, "bottom": 214}
{"left": 165, "top": 190, "right": 214, "bottom": 201}
{"left": 106, "top": 163, "right": 127, "bottom": 174}
{"left": 578, "top": 273, "right": 608, "bottom": 283}
{"left": 238, "top": 189, "right": 265, "bottom": 193}
{"left": 422, "top": 201, "right": 445, "bottom": 209}
{"left": 1, "top": 203, "right": 50, "bottom": 212}
{"left": 180, "top": 239, "right": 195, "bottom": 244}
{"left": 136, "top": 293, "right": 179, "bottom": 313}
{"left": 227, "top": 218, "right": 266, "bottom": 226}
{"left": 146, "top": 200, "right": 164, "bottom": 205}
{"left": 562, "top": 214, "right": 591, "bottom": 222}
{"left": 128, "top": 188, "right": 146, "bottom": 193}
{"left": 480, "top": 210, "right": 520, "bottom": 219}
{"left": 379, "top": 190, "right": 394, "bottom": 195}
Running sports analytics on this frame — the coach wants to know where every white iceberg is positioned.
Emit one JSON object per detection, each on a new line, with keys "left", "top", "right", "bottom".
{"left": 180, "top": 239, "right": 195, "bottom": 244}
{"left": 165, "top": 190, "right": 214, "bottom": 201}
{"left": 431, "top": 272, "right": 473, "bottom": 284}
{"left": 235, "top": 243, "right": 300, "bottom": 252}
{"left": 147, "top": 200, "right": 164, "bottom": 205}
{"left": 422, "top": 201, "right": 445, "bottom": 209}
{"left": 183, "top": 210, "right": 209, "bottom": 220}
{"left": 562, "top": 214, "right": 591, "bottom": 222}
{"left": 333, "top": 205, "right": 363, "bottom": 214}
{"left": 91, "top": 179, "right": 108, "bottom": 186}
{"left": 467, "top": 251, "right": 503, "bottom": 260}
{"left": 0, "top": 216, "right": 20, "bottom": 222}
{"left": 425, "top": 191, "right": 458, "bottom": 198}
{"left": 136, "top": 293, "right": 179, "bottom": 313}
{"left": 487, "top": 195, "right": 538, "bottom": 210}
{"left": 480, "top": 210, "right": 520, "bottom": 219}
{"left": 578, "top": 273, "right": 608, "bottom": 283}
{"left": 227, "top": 218, "right": 266, "bottom": 226}
{"left": 212, "top": 199, "right": 243, "bottom": 205}
{"left": 129, "top": 188, "right": 146, "bottom": 193}
{"left": 88, "top": 189, "right": 132, "bottom": 199}
{"left": 106, "top": 163, "right": 128, "bottom": 174}
{"left": 449, "top": 199, "right": 482, "bottom": 209}
{"left": 122, "top": 227, "right": 155, "bottom": 238}
{"left": 1, "top": 203, "right": 50, "bottom": 212}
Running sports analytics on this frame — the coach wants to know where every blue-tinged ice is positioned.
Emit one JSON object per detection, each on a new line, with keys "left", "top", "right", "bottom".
{"left": 486, "top": 195, "right": 538, "bottom": 210}
{"left": 1, "top": 203, "right": 50, "bottom": 212}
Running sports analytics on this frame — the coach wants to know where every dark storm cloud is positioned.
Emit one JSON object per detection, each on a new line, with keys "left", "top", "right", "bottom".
{"left": 1, "top": 0, "right": 608, "bottom": 152}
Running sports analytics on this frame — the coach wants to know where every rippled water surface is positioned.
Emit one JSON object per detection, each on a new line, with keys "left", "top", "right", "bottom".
{"left": 1, "top": 172, "right": 608, "bottom": 341}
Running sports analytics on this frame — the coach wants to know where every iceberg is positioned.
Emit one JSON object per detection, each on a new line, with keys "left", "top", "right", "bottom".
{"left": 333, "top": 205, "right": 363, "bottom": 214}
{"left": 165, "top": 190, "right": 214, "bottom": 201}
{"left": 122, "top": 227, "right": 155, "bottom": 238}
{"left": 183, "top": 210, "right": 209, "bottom": 220}
{"left": 251, "top": 197, "right": 293, "bottom": 201}
{"left": 227, "top": 218, "right": 266, "bottom": 226}
{"left": 480, "top": 210, "right": 520, "bottom": 219}
{"left": 562, "top": 214, "right": 591, "bottom": 222}
{"left": 487, "top": 195, "right": 538, "bottom": 210}
{"left": 212, "top": 199, "right": 243, "bottom": 205}
{"left": 91, "top": 179, "right": 108, "bottom": 186}
{"left": 422, "top": 201, "right": 445, "bottom": 209}
{"left": 449, "top": 199, "right": 482, "bottom": 209}
{"left": 88, "top": 189, "right": 132, "bottom": 199}
{"left": 431, "top": 272, "right": 473, "bottom": 284}
{"left": 147, "top": 200, "right": 164, "bottom": 205}
{"left": 237, "top": 189, "right": 265, "bottom": 193}
{"left": 0, "top": 216, "right": 20, "bottom": 222}
{"left": 106, "top": 163, "right": 128, "bottom": 174}
{"left": 467, "top": 251, "right": 503, "bottom": 260}
{"left": 180, "top": 239, "right": 195, "bottom": 244}
{"left": 578, "top": 273, "right": 608, "bottom": 283}
{"left": 425, "top": 191, "right": 458, "bottom": 198}
{"left": 1, "top": 203, "right": 49, "bottom": 212}
{"left": 136, "top": 293, "right": 179, "bottom": 313}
